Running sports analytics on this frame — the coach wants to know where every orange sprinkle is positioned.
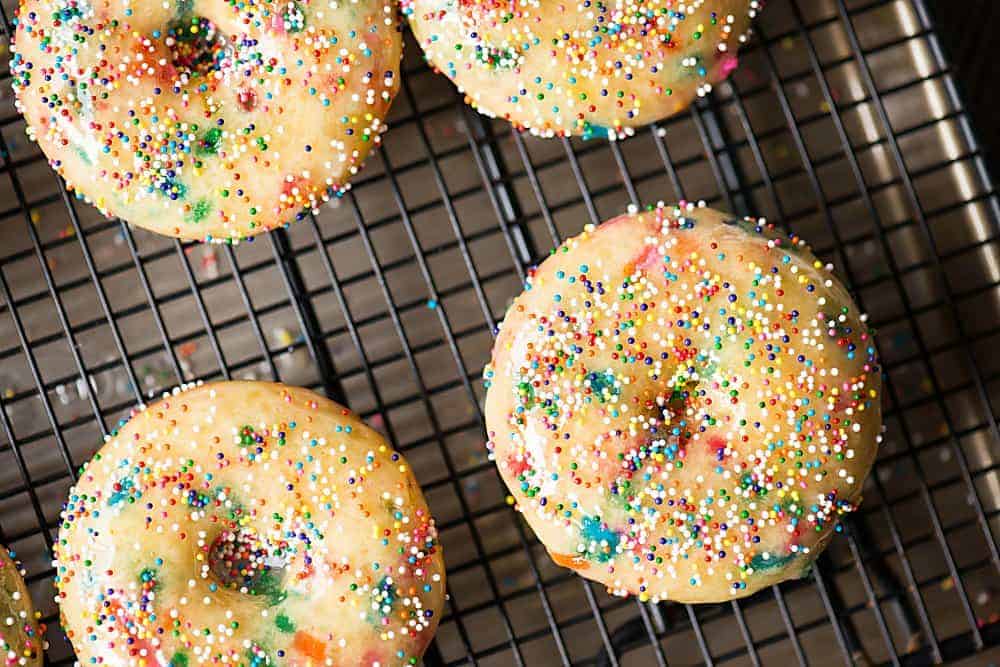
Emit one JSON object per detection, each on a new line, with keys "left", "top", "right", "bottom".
{"left": 292, "top": 631, "right": 327, "bottom": 662}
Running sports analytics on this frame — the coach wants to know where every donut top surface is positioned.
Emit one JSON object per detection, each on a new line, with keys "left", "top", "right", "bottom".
{"left": 11, "top": 0, "right": 402, "bottom": 242}
{"left": 55, "top": 382, "right": 445, "bottom": 667}
{"left": 405, "top": 0, "right": 759, "bottom": 137}
{"left": 0, "top": 548, "right": 45, "bottom": 667}
{"left": 484, "top": 204, "right": 882, "bottom": 602}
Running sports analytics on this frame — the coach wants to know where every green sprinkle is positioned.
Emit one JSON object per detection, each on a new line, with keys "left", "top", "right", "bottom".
{"left": 197, "top": 127, "right": 223, "bottom": 155}
{"left": 274, "top": 613, "right": 296, "bottom": 633}
{"left": 188, "top": 198, "right": 212, "bottom": 223}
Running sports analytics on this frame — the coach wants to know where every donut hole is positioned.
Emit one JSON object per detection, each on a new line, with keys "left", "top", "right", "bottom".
{"left": 207, "top": 527, "right": 288, "bottom": 602}
{"left": 166, "top": 15, "right": 228, "bottom": 80}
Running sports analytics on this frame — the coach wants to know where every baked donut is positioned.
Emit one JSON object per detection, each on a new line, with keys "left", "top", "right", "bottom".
{"left": 54, "top": 381, "right": 445, "bottom": 667}
{"left": 0, "top": 547, "right": 45, "bottom": 667}
{"left": 12, "top": 0, "right": 402, "bottom": 242}
{"left": 484, "top": 203, "right": 882, "bottom": 602}
{"left": 405, "top": 0, "right": 758, "bottom": 138}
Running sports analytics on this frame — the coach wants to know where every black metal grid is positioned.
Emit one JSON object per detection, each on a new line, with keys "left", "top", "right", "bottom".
{"left": 927, "top": 0, "right": 1000, "bottom": 173}
{"left": 0, "top": 0, "right": 998, "bottom": 665}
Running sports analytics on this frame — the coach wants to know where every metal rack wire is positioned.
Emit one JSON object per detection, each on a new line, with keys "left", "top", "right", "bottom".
{"left": 0, "top": 0, "right": 998, "bottom": 665}
{"left": 927, "top": 0, "right": 1000, "bottom": 172}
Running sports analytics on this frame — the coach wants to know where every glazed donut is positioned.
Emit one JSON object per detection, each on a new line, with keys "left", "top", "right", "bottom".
{"left": 12, "top": 0, "right": 402, "bottom": 242}
{"left": 484, "top": 203, "right": 882, "bottom": 602}
{"left": 0, "top": 547, "right": 45, "bottom": 667}
{"left": 55, "top": 381, "right": 445, "bottom": 667}
{"left": 405, "top": 0, "right": 758, "bottom": 138}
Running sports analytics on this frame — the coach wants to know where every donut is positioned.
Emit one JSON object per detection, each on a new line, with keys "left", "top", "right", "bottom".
{"left": 11, "top": 0, "right": 402, "bottom": 242}
{"left": 483, "top": 203, "right": 882, "bottom": 602}
{"left": 54, "top": 381, "right": 445, "bottom": 667}
{"left": 405, "top": 0, "right": 759, "bottom": 138}
{"left": 0, "top": 547, "right": 45, "bottom": 667}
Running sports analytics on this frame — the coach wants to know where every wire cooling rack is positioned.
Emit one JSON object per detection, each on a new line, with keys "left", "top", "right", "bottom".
{"left": 0, "top": 0, "right": 998, "bottom": 665}
{"left": 927, "top": 0, "right": 1000, "bottom": 172}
